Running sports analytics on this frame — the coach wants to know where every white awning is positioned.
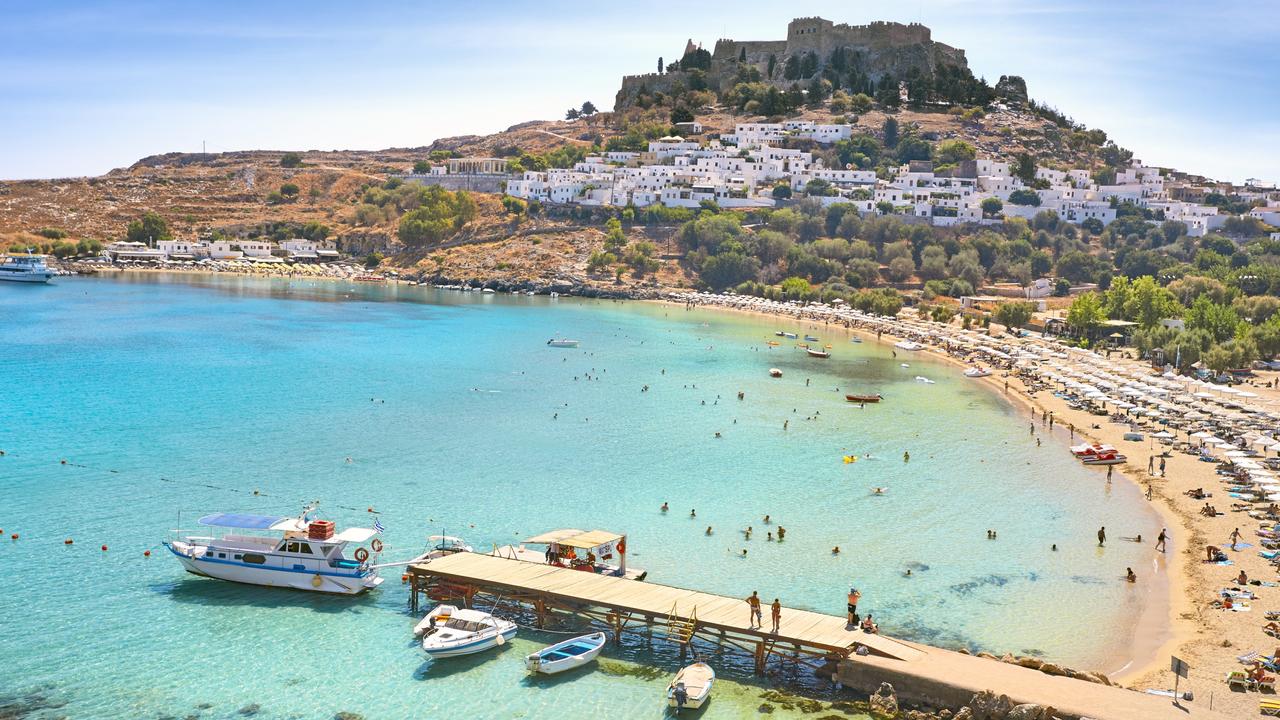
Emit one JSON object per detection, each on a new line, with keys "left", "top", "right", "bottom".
{"left": 334, "top": 527, "right": 377, "bottom": 543}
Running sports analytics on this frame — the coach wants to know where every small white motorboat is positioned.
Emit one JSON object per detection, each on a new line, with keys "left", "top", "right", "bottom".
{"left": 914, "top": 376, "right": 935, "bottom": 384}
{"left": 964, "top": 367, "right": 992, "bottom": 378}
{"left": 667, "top": 661, "right": 714, "bottom": 711}
{"left": 850, "top": 337, "right": 862, "bottom": 343}
{"left": 524, "top": 631, "right": 607, "bottom": 674}
{"left": 768, "top": 368, "right": 782, "bottom": 378}
{"left": 805, "top": 348, "right": 830, "bottom": 358}
{"left": 547, "top": 339, "right": 579, "bottom": 348}
{"left": 417, "top": 605, "right": 517, "bottom": 657}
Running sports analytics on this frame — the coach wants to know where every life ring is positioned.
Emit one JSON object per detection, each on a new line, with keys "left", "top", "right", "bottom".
{"left": 354, "top": 547, "right": 369, "bottom": 563}
{"left": 370, "top": 539, "right": 383, "bottom": 553}
{"left": 616, "top": 538, "right": 626, "bottom": 555}
{"left": 311, "top": 574, "right": 323, "bottom": 588}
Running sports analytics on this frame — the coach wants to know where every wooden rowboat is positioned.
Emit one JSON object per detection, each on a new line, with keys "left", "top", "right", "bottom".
{"left": 846, "top": 394, "right": 882, "bottom": 403}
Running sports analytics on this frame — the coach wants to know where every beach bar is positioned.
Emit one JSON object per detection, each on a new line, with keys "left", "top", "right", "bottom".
{"left": 408, "top": 553, "right": 1226, "bottom": 719}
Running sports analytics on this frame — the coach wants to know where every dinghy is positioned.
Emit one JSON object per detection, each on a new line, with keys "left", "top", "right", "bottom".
{"left": 667, "top": 662, "right": 714, "bottom": 711}
{"left": 547, "top": 339, "right": 579, "bottom": 348}
{"left": 805, "top": 348, "right": 830, "bottom": 358}
{"left": 525, "top": 631, "right": 607, "bottom": 674}
{"left": 417, "top": 605, "right": 517, "bottom": 658}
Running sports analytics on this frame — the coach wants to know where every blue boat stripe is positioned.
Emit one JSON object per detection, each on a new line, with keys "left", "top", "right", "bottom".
{"left": 165, "top": 543, "right": 370, "bottom": 579}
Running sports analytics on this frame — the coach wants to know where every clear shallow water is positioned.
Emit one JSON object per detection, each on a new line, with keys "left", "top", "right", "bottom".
{"left": 0, "top": 274, "right": 1163, "bottom": 719}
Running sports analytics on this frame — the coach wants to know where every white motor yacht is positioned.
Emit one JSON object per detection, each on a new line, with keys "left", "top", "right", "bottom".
{"left": 0, "top": 253, "right": 56, "bottom": 283}
{"left": 164, "top": 507, "right": 384, "bottom": 594}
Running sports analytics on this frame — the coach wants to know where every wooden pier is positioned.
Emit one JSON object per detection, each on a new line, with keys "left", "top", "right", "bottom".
{"left": 409, "top": 551, "right": 920, "bottom": 673}
{"left": 408, "top": 552, "right": 1230, "bottom": 719}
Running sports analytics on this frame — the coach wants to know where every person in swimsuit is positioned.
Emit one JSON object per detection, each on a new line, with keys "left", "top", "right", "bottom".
{"left": 847, "top": 587, "right": 861, "bottom": 624}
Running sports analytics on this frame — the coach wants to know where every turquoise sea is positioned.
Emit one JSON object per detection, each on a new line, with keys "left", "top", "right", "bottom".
{"left": 0, "top": 274, "right": 1165, "bottom": 719}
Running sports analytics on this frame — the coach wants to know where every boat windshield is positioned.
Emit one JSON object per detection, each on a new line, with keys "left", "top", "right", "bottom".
{"left": 443, "top": 618, "right": 490, "bottom": 632}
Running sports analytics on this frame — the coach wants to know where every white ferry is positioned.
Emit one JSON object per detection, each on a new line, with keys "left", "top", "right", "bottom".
{"left": 164, "top": 508, "right": 384, "bottom": 594}
{"left": 0, "top": 253, "right": 56, "bottom": 283}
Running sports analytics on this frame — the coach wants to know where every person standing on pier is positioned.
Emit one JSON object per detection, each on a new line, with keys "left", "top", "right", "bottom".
{"left": 846, "top": 587, "right": 861, "bottom": 625}
{"left": 771, "top": 598, "right": 781, "bottom": 633}
{"left": 746, "top": 591, "right": 763, "bottom": 628}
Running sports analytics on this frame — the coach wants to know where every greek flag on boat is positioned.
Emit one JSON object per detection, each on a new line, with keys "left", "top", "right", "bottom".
{"left": 373, "top": 518, "right": 385, "bottom": 534}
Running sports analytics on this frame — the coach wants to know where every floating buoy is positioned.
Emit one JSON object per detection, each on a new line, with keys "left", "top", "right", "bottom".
{"left": 101, "top": 544, "right": 108, "bottom": 551}
{"left": 401, "top": 573, "right": 409, "bottom": 583}
{"left": 843, "top": 455, "right": 857, "bottom": 464}
{"left": 65, "top": 538, "right": 73, "bottom": 545}
{"left": 60, "top": 459, "right": 67, "bottom": 465}
{"left": 143, "top": 550, "right": 151, "bottom": 557}
{"left": 367, "top": 507, "right": 374, "bottom": 513}
{"left": 10, "top": 534, "right": 17, "bottom": 540}
{"left": 311, "top": 574, "right": 323, "bottom": 588}
{"left": 253, "top": 490, "right": 259, "bottom": 496}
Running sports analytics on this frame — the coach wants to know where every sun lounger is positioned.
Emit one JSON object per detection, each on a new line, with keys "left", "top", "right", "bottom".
{"left": 1263, "top": 700, "right": 1280, "bottom": 715}
{"left": 1229, "top": 670, "right": 1255, "bottom": 690}
{"left": 1262, "top": 676, "right": 1278, "bottom": 692}
{"left": 1242, "top": 651, "right": 1263, "bottom": 663}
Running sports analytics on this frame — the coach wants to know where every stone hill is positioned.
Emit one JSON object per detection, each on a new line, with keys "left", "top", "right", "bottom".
{"left": 617, "top": 17, "right": 1009, "bottom": 108}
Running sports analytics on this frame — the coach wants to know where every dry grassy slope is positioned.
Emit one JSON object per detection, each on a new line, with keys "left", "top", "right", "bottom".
{"left": 0, "top": 104, "right": 1095, "bottom": 284}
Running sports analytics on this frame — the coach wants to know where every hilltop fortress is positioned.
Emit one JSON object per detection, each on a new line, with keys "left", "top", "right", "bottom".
{"left": 617, "top": 17, "right": 987, "bottom": 108}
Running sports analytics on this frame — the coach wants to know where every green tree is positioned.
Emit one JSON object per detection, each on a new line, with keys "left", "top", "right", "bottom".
{"left": 279, "top": 182, "right": 300, "bottom": 199}
{"left": 1012, "top": 153, "right": 1036, "bottom": 184}
{"left": 125, "top": 211, "right": 172, "bottom": 244}
{"left": 1184, "top": 295, "right": 1240, "bottom": 342}
{"left": 280, "top": 152, "right": 302, "bottom": 168}
{"left": 780, "top": 276, "right": 812, "bottom": 298}
{"left": 884, "top": 256, "right": 916, "bottom": 282}
{"left": 1007, "top": 189, "right": 1041, "bottom": 206}
{"left": 670, "top": 106, "right": 694, "bottom": 124}
{"left": 1066, "top": 292, "right": 1105, "bottom": 336}
{"left": 397, "top": 187, "right": 477, "bottom": 245}
{"left": 980, "top": 197, "right": 1003, "bottom": 218}
{"left": 412, "top": 160, "right": 431, "bottom": 174}
{"left": 994, "top": 301, "right": 1035, "bottom": 330}
{"left": 933, "top": 140, "right": 976, "bottom": 165}
{"left": 1124, "top": 276, "right": 1180, "bottom": 328}
{"left": 771, "top": 183, "right": 792, "bottom": 199}
{"left": 580, "top": 101, "right": 598, "bottom": 116}
{"left": 604, "top": 216, "right": 626, "bottom": 251}
{"left": 701, "top": 252, "right": 759, "bottom": 289}
{"left": 881, "top": 117, "right": 899, "bottom": 148}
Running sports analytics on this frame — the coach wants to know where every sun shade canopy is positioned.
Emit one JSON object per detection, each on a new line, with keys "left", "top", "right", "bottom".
{"left": 198, "top": 513, "right": 288, "bottom": 530}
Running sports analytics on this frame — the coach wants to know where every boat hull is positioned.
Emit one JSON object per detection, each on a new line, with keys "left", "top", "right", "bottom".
{"left": 423, "top": 626, "right": 517, "bottom": 658}
{"left": 525, "top": 632, "right": 607, "bottom": 674}
{"left": 846, "top": 395, "right": 881, "bottom": 403}
{"left": 167, "top": 544, "right": 380, "bottom": 595}
{"left": 0, "top": 272, "right": 54, "bottom": 283}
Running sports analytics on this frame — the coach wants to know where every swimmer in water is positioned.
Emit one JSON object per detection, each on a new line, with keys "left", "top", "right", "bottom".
{"left": 661, "top": 502, "right": 669, "bottom": 512}
{"left": 705, "top": 526, "right": 712, "bottom": 535}
{"left": 690, "top": 509, "right": 696, "bottom": 518}
{"left": 832, "top": 546, "right": 840, "bottom": 554}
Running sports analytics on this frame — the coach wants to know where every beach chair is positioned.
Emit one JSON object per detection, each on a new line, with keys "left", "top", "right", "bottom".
{"left": 1262, "top": 675, "right": 1278, "bottom": 693}
{"left": 1262, "top": 699, "right": 1280, "bottom": 716}
{"left": 1241, "top": 651, "right": 1263, "bottom": 664}
{"left": 1228, "top": 670, "right": 1255, "bottom": 691}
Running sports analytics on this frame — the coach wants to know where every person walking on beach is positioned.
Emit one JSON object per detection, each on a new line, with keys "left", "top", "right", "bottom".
{"left": 1156, "top": 528, "right": 1167, "bottom": 552}
{"left": 1069, "top": 423, "right": 1075, "bottom": 440}
{"left": 1029, "top": 422, "right": 1035, "bottom": 436}
{"left": 1097, "top": 526, "right": 1107, "bottom": 546}
{"left": 1147, "top": 455, "right": 1154, "bottom": 474}
{"left": 1107, "top": 465, "right": 1114, "bottom": 482}
{"left": 771, "top": 598, "right": 781, "bottom": 633}
{"left": 1231, "top": 527, "right": 1243, "bottom": 551}
{"left": 746, "top": 591, "right": 762, "bottom": 627}
{"left": 846, "top": 587, "right": 861, "bottom": 625}
{"left": 1159, "top": 456, "right": 1166, "bottom": 476}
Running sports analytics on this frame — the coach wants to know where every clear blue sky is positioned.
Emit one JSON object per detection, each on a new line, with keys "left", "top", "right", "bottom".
{"left": 2, "top": 0, "right": 1275, "bottom": 182}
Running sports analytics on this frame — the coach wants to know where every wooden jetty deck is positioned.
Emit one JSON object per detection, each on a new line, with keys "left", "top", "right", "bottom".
{"left": 408, "top": 553, "right": 1229, "bottom": 719}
